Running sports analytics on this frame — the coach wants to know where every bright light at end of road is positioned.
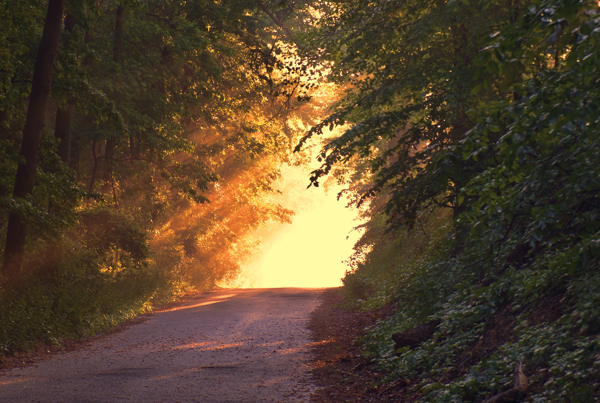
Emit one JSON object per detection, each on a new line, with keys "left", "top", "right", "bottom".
{"left": 244, "top": 166, "right": 364, "bottom": 288}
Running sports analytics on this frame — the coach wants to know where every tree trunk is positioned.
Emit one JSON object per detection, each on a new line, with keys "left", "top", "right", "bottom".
{"left": 70, "top": 129, "right": 80, "bottom": 174}
{"left": 100, "top": 5, "right": 125, "bottom": 195}
{"left": 0, "top": 110, "right": 9, "bottom": 198}
{"left": 113, "top": 5, "right": 125, "bottom": 63}
{"left": 0, "top": 110, "right": 8, "bottom": 140}
{"left": 88, "top": 137, "right": 101, "bottom": 193}
{"left": 69, "top": 31, "right": 94, "bottom": 176}
{"left": 55, "top": 105, "right": 73, "bottom": 164}
{"left": 129, "top": 135, "right": 137, "bottom": 161}
{"left": 54, "top": 13, "right": 75, "bottom": 165}
{"left": 101, "top": 138, "right": 115, "bottom": 193}
{"left": 2, "top": 0, "right": 65, "bottom": 284}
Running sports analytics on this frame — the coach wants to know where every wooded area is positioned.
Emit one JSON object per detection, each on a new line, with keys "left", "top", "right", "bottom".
{"left": 1, "top": 0, "right": 600, "bottom": 400}
{"left": 314, "top": 0, "right": 600, "bottom": 401}
{"left": 0, "top": 0, "right": 319, "bottom": 355}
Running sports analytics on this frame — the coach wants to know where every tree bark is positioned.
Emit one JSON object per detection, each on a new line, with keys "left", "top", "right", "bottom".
{"left": 0, "top": 110, "right": 9, "bottom": 140}
{"left": 55, "top": 105, "right": 73, "bottom": 164}
{"left": 70, "top": 128, "right": 80, "bottom": 174}
{"left": 2, "top": 0, "right": 65, "bottom": 284}
{"left": 70, "top": 31, "right": 94, "bottom": 176}
{"left": 101, "top": 138, "right": 115, "bottom": 193}
{"left": 113, "top": 5, "right": 125, "bottom": 63}
{"left": 54, "top": 13, "right": 75, "bottom": 165}
{"left": 0, "top": 110, "right": 9, "bottom": 198}
{"left": 100, "top": 5, "right": 125, "bottom": 194}
{"left": 88, "top": 137, "right": 101, "bottom": 193}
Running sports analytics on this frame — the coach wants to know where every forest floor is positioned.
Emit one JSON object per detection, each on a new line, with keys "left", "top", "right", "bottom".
{"left": 309, "top": 288, "right": 405, "bottom": 402}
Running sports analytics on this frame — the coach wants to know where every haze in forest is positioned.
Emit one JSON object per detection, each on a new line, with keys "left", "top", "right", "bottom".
{"left": 4, "top": 1, "right": 600, "bottom": 399}
{"left": 239, "top": 163, "right": 363, "bottom": 288}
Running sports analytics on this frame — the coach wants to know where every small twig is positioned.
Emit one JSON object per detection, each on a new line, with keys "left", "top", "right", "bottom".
{"left": 258, "top": 5, "right": 301, "bottom": 50}
{"left": 416, "top": 214, "right": 430, "bottom": 241}
{"left": 378, "top": 378, "right": 407, "bottom": 396}
{"left": 145, "top": 12, "right": 178, "bottom": 29}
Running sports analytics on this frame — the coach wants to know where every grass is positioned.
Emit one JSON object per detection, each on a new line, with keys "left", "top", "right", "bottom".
{"left": 0, "top": 227, "right": 189, "bottom": 360}
{"left": 0, "top": 269, "right": 174, "bottom": 358}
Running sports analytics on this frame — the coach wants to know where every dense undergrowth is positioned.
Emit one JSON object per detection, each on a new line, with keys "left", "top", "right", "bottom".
{"left": 329, "top": 0, "right": 600, "bottom": 401}
{"left": 0, "top": 209, "right": 170, "bottom": 358}
{"left": 345, "top": 215, "right": 600, "bottom": 401}
{"left": 0, "top": 274, "right": 157, "bottom": 356}
{"left": 345, "top": 208, "right": 600, "bottom": 401}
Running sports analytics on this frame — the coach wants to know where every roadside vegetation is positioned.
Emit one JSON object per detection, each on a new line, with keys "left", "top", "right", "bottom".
{"left": 303, "top": 0, "right": 600, "bottom": 401}
{"left": 2, "top": 0, "right": 600, "bottom": 400}
{"left": 0, "top": 0, "right": 323, "bottom": 358}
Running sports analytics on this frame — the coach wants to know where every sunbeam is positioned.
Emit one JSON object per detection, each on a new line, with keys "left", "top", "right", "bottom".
{"left": 242, "top": 164, "right": 363, "bottom": 288}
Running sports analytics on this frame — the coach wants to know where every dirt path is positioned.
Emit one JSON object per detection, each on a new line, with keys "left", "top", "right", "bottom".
{"left": 0, "top": 288, "right": 324, "bottom": 403}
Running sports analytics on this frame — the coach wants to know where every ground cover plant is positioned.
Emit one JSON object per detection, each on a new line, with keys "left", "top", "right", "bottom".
{"left": 301, "top": 0, "right": 600, "bottom": 400}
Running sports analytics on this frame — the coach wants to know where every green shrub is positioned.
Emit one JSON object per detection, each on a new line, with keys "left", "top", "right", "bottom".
{"left": 0, "top": 208, "right": 177, "bottom": 358}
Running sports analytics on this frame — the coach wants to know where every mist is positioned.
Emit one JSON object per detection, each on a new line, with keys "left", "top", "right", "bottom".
{"left": 239, "top": 163, "right": 363, "bottom": 288}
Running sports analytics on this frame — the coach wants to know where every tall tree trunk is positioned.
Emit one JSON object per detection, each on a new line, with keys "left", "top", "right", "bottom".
{"left": 69, "top": 31, "right": 94, "bottom": 176}
{"left": 54, "top": 13, "right": 75, "bottom": 165}
{"left": 0, "top": 110, "right": 8, "bottom": 140}
{"left": 113, "top": 5, "right": 125, "bottom": 63}
{"left": 2, "top": 0, "right": 65, "bottom": 284}
{"left": 70, "top": 128, "right": 80, "bottom": 174}
{"left": 101, "top": 5, "right": 125, "bottom": 194}
{"left": 0, "top": 110, "right": 9, "bottom": 198}
{"left": 55, "top": 104, "right": 73, "bottom": 164}
{"left": 101, "top": 138, "right": 115, "bottom": 193}
{"left": 88, "top": 137, "right": 101, "bottom": 193}
{"left": 129, "top": 135, "right": 136, "bottom": 161}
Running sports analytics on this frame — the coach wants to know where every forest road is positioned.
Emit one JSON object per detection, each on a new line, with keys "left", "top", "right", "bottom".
{"left": 0, "top": 288, "right": 325, "bottom": 403}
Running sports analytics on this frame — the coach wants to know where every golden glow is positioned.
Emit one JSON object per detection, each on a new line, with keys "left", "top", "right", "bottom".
{"left": 241, "top": 164, "right": 364, "bottom": 289}
{"left": 161, "top": 293, "right": 238, "bottom": 312}
{"left": 172, "top": 341, "right": 244, "bottom": 351}
{"left": 0, "top": 378, "right": 28, "bottom": 386}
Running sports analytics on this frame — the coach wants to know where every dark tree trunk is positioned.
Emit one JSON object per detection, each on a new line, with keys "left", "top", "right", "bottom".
{"left": 55, "top": 105, "right": 73, "bottom": 164}
{"left": 129, "top": 135, "right": 137, "bottom": 160}
{"left": 88, "top": 137, "right": 101, "bottom": 193}
{"left": 2, "top": 0, "right": 65, "bottom": 284}
{"left": 0, "top": 110, "right": 9, "bottom": 198}
{"left": 70, "top": 130, "right": 80, "bottom": 174}
{"left": 69, "top": 31, "right": 94, "bottom": 176}
{"left": 113, "top": 5, "right": 125, "bottom": 63}
{"left": 100, "top": 5, "right": 125, "bottom": 194}
{"left": 0, "top": 110, "right": 8, "bottom": 140}
{"left": 101, "top": 138, "right": 115, "bottom": 193}
{"left": 54, "top": 13, "right": 75, "bottom": 165}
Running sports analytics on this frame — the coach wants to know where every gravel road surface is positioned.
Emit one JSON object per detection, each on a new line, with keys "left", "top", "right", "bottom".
{"left": 0, "top": 288, "right": 324, "bottom": 403}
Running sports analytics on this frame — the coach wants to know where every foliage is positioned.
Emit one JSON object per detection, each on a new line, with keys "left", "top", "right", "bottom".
{"left": 312, "top": 0, "right": 600, "bottom": 401}
{"left": 0, "top": 0, "right": 320, "bottom": 356}
{"left": 300, "top": 0, "right": 532, "bottom": 229}
{"left": 0, "top": 213, "right": 161, "bottom": 356}
{"left": 342, "top": 208, "right": 453, "bottom": 314}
